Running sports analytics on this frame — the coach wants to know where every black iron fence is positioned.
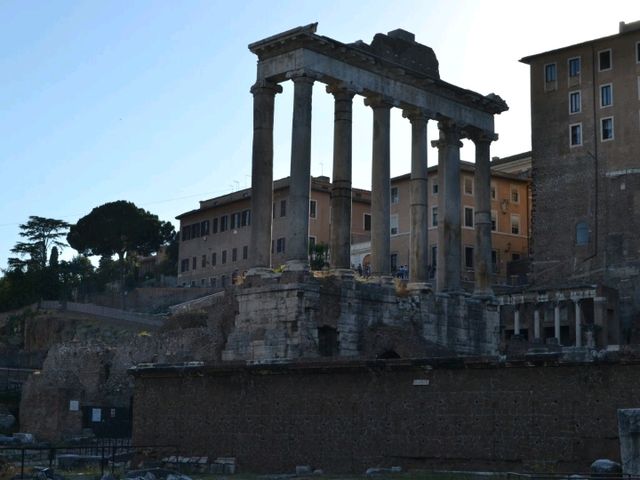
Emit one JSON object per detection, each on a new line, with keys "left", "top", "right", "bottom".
{"left": 0, "top": 441, "right": 178, "bottom": 479}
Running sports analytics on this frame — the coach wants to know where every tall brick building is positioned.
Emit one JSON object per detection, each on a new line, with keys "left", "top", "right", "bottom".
{"left": 521, "top": 21, "right": 640, "bottom": 331}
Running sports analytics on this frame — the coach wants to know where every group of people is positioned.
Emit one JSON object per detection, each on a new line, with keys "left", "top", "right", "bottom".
{"left": 352, "top": 263, "right": 409, "bottom": 280}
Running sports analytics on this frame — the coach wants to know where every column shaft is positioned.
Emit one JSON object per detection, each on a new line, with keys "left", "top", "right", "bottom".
{"left": 405, "top": 110, "right": 429, "bottom": 283}
{"left": 534, "top": 308, "right": 541, "bottom": 339}
{"left": 286, "top": 76, "right": 314, "bottom": 268}
{"left": 473, "top": 136, "right": 494, "bottom": 296}
{"left": 554, "top": 303, "right": 561, "bottom": 342}
{"left": 328, "top": 86, "right": 356, "bottom": 269}
{"left": 368, "top": 98, "right": 392, "bottom": 276}
{"left": 594, "top": 297, "right": 607, "bottom": 347}
{"left": 514, "top": 307, "right": 521, "bottom": 335}
{"left": 575, "top": 300, "right": 582, "bottom": 347}
{"left": 249, "top": 80, "right": 282, "bottom": 268}
{"left": 435, "top": 121, "right": 462, "bottom": 292}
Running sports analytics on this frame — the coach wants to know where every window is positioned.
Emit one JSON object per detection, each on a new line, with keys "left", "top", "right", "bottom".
{"left": 276, "top": 237, "right": 286, "bottom": 253}
{"left": 491, "top": 183, "right": 496, "bottom": 200}
{"left": 568, "top": 57, "right": 581, "bottom": 77}
{"left": 192, "top": 257, "right": 197, "bottom": 270}
{"left": 280, "top": 199, "right": 287, "bottom": 217}
{"left": 432, "top": 206, "right": 438, "bottom": 227}
{"left": 201, "top": 220, "right": 210, "bottom": 235}
{"left": 511, "top": 253, "right": 521, "bottom": 261}
{"left": 544, "top": 63, "right": 557, "bottom": 82}
{"left": 491, "top": 210, "right": 497, "bottom": 231}
{"left": 181, "top": 228, "right": 191, "bottom": 241}
{"left": 212, "top": 252, "right": 217, "bottom": 266}
{"left": 210, "top": 277, "right": 216, "bottom": 288}
{"left": 180, "top": 259, "right": 189, "bottom": 273}
{"left": 431, "top": 246, "right": 437, "bottom": 272}
{"left": 464, "top": 207, "right": 474, "bottom": 228}
{"left": 222, "top": 250, "right": 227, "bottom": 264}
{"left": 220, "top": 215, "right": 228, "bottom": 232}
{"left": 364, "top": 213, "right": 371, "bottom": 231}
{"left": 390, "top": 214, "right": 399, "bottom": 235}
{"left": 201, "top": 255, "right": 207, "bottom": 268}
{"left": 491, "top": 250, "right": 498, "bottom": 273}
{"left": 576, "top": 222, "right": 590, "bottom": 245}
{"left": 191, "top": 223, "right": 201, "bottom": 238}
{"left": 464, "top": 177, "right": 473, "bottom": 195}
{"left": 600, "top": 84, "right": 612, "bottom": 107}
{"left": 309, "top": 236, "right": 316, "bottom": 250}
{"left": 391, "top": 187, "right": 399, "bottom": 204}
{"left": 243, "top": 246, "right": 248, "bottom": 260}
{"left": 570, "top": 123, "right": 582, "bottom": 147}
{"left": 309, "top": 200, "right": 317, "bottom": 219}
{"left": 601, "top": 117, "right": 614, "bottom": 141}
{"left": 241, "top": 209, "right": 251, "bottom": 227}
{"left": 510, "top": 186, "right": 520, "bottom": 204}
{"left": 221, "top": 275, "right": 227, "bottom": 288}
{"left": 390, "top": 253, "right": 398, "bottom": 272}
{"left": 511, "top": 214, "right": 521, "bottom": 235}
{"left": 231, "top": 212, "right": 241, "bottom": 229}
{"left": 464, "top": 246, "right": 474, "bottom": 270}
{"left": 201, "top": 279, "right": 206, "bottom": 286}
{"left": 569, "top": 91, "right": 581, "bottom": 114}
{"left": 432, "top": 179, "right": 438, "bottom": 195}
{"left": 599, "top": 49, "right": 612, "bottom": 71}
{"left": 212, "top": 217, "right": 218, "bottom": 234}
{"left": 232, "top": 248, "right": 237, "bottom": 262}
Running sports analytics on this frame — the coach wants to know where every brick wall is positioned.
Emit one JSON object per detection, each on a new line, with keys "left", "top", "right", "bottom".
{"left": 131, "top": 357, "right": 638, "bottom": 473}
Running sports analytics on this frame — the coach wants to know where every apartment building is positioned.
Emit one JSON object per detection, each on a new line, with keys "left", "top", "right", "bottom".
{"left": 176, "top": 176, "right": 371, "bottom": 287}
{"left": 350, "top": 159, "right": 531, "bottom": 284}
{"left": 521, "top": 21, "right": 640, "bottom": 326}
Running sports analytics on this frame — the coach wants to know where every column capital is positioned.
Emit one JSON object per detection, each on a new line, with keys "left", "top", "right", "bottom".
{"left": 364, "top": 94, "right": 394, "bottom": 109}
{"left": 286, "top": 68, "right": 320, "bottom": 84}
{"left": 250, "top": 79, "right": 283, "bottom": 96}
{"left": 432, "top": 120, "right": 464, "bottom": 148}
{"left": 468, "top": 129, "right": 498, "bottom": 145}
{"left": 326, "top": 83, "right": 357, "bottom": 101}
{"left": 402, "top": 108, "right": 432, "bottom": 124}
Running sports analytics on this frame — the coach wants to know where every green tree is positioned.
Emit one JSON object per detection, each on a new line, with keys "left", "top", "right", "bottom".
{"left": 67, "top": 201, "right": 174, "bottom": 301}
{"left": 67, "top": 201, "right": 174, "bottom": 262}
{"left": 8, "top": 216, "right": 70, "bottom": 271}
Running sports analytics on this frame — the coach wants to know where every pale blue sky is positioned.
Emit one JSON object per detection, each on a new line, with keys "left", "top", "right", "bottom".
{"left": 1, "top": 0, "right": 638, "bottom": 267}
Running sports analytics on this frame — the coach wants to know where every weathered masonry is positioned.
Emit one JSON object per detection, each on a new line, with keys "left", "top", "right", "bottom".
{"left": 248, "top": 24, "right": 508, "bottom": 294}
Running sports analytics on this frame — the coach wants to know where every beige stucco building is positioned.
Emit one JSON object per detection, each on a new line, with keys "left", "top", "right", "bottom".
{"left": 177, "top": 156, "right": 530, "bottom": 288}
{"left": 176, "top": 176, "right": 370, "bottom": 287}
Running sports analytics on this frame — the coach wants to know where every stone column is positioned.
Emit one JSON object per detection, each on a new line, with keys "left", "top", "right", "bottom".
{"left": 432, "top": 120, "right": 463, "bottom": 292}
{"left": 365, "top": 96, "right": 392, "bottom": 276}
{"left": 594, "top": 296, "right": 607, "bottom": 347}
{"left": 328, "top": 85, "right": 356, "bottom": 270}
{"left": 286, "top": 74, "right": 315, "bottom": 270}
{"left": 554, "top": 303, "right": 561, "bottom": 343}
{"left": 403, "top": 109, "right": 430, "bottom": 285}
{"left": 472, "top": 134, "right": 495, "bottom": 297}
{"left": 249, "top": 80, "right": 282, "bottom": 270}
{"left": 514, "top": 305, "right": 521, "bottom": 335}
{"left": 574, "top": 300, "right": 582, "bottom": 347}
{"left": 534, "top": 307, "right": 541, "bottom": 340}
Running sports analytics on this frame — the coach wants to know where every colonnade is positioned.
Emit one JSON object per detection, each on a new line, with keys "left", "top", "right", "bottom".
{"left": 248, "top": 73, "right": 496, "bottom": 295}
{"left": 504, "top": 292, "right": 612, "bottom": 348}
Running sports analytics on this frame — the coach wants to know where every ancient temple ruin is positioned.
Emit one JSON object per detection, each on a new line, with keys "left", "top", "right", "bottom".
{"left": 247, "top": 23, "right": 508, "bottom": 295}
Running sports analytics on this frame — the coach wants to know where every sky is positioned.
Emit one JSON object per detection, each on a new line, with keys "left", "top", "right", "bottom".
{"left": 1, "top": 0, "right": 638, "bottom": 269}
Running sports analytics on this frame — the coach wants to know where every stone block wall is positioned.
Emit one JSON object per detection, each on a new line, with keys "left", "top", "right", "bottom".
{"left": 221, "top": 276, "right": 500, "bottom": 362}
{"left": 131, "top": 358, "right": 639, "bottom": 473}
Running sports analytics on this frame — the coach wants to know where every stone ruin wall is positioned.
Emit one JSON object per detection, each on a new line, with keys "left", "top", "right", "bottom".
{"left": 131, "top": 357, "right": 640, "bottom": 474}
{"left": 221, "top": 275, "right": 500, "bottom": 362}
